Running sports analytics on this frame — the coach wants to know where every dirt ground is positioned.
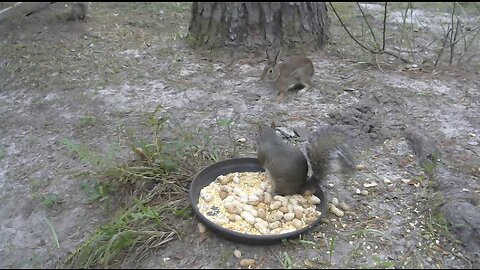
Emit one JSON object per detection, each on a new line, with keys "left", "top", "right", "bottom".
{"left": 1, "top": 2, "right": 479, "bottom": 269}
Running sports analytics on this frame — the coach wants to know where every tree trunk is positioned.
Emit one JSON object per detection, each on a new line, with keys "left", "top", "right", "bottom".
{"left": 188, "top": 2, "right": 330, "bottom": 52}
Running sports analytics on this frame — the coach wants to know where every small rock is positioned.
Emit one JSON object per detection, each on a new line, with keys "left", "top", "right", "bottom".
{"left": 234, "top": 249, "right": 242, "bottom": 258}
{"left": 237, "top": 138, "right": 247, "bottom": 143}
{"left": 355, "top": 164, "right": 365, "bottom": 170}
{"left": 363, "top": 181, "right": 378, "bottom": 188}
{"left": 198, "top": 223, "right": 207, "bottom": 233}
{"left": 355, "top": 188, "right": 361, "bottom": 194}
{"left": 361, "top": 190, "right": 369, "bottom": 196}
{"left": 331, "top": 197, "right": 339, "bottom": 206}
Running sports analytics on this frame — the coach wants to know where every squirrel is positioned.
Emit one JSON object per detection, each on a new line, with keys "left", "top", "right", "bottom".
{"left": 66, "top": 2, "right": 88, "bottom": 21}
{"left": 256, "top": 122, "right": 356, "bottom": 196}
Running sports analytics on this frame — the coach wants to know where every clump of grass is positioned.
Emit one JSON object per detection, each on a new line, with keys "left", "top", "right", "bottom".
{"left": 275, "top": 251, "right": 294, "bottom": 269}
{"left": 358, "top": 255, "right": 395, "bottom": 269}
{"left": 66, "top": 196, "right": 179, "bottom": 268}
{"left": 0, "top": 145, "right": 6, "bottom": 160}
{"left": 77, "top": 115, "right": 97, "bottom": 128}
{"left": 60, "top": 138, "right": 120, "bottom": 172}
{"left": 42, "top": 193, "right": 63, "bottom": 209}
{"left": 65, "top": 106, "right": 229, "bottom": 268}
{"left": 421, "top": 153, "right": 439, "bottom": 177}
{"left": 328, "top": 235, "right": 336, "bottom": 264}
{"left": 422, "top": 191, "right": 458, "bottom": 244}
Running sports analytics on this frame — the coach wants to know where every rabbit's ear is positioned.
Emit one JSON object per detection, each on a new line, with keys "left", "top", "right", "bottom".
{"left": 273, "top": 49, "right": 282, "bottom": 65}
{"left": 266, "top": 48, "right": 276, "bottom": 63}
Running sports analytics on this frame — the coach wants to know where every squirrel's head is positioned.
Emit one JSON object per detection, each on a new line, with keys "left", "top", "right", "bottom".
{"left": 256, "top": 122, "right": 277, "bottom": 142}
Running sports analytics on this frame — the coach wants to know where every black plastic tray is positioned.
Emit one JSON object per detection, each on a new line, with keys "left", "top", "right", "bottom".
{"left": 189, "top": 157, "right": 327, "bottom": 245}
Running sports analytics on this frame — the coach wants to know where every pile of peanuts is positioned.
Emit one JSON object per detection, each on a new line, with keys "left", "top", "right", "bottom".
{"left": 197, "top": 171, "right": 322, "bottom": 235}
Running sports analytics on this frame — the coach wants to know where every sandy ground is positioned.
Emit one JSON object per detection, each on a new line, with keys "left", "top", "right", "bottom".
{"left": 0, "top": 2, "right": 479, "bottom": 269}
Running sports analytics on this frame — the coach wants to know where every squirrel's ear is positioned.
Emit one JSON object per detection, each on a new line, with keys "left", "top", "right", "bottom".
{"left": 270, "top": 121, "right": 276, "bottom": 129}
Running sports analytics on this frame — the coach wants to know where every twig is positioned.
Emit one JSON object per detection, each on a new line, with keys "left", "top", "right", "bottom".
{"left": 382, "top": 2, "right": 387, "bottom": 51}
{"left": 449, "top": 3, "right": 457, "bottom": 65}
{"left": 375, "top": 54, "right": 385, "bottom": 73}
{"left": 393, "top": 38, "right": 437, "bottom": 53}
{"left": 474, "top": 2, "right": 480, "bottom": 14}
{"left": 451, "top": 18, "right": 461, "bottom": 65}
{"left": 45, "top": 217, "right": 60, "bottom": 248}
{"left": 329, "top": 2, "right": 411, "bottom": 64}
{"left": 356, "top": 2, "right": 379, "bottom": 48}
{"left": 434, "top": 26, "right": 452, "bottom": 67}
{"left": 329, "top": 2, "right": 374, "bottom": 53}
{"left": 450, "top": 26, "right": 480, "bottom": 47}
{"left": 341, "top": 242, "right": 364, "bottom": 266}
{"left": 408, "top": 2, "right": 416, "bottom": 62}
{"left": 432, "top": 244, "right": 473, "bottom": 268}
{"left": 457, "top": 29, "right": 480, "bottom": 64}
{"left": 463, "top": 52, "right": 480, "bottom": 66}
{"left": 383, "top": 50, "right": 410, "bottom": 63}
{"left": 412, "top": 248, "right": 424, "bottom": 268}
{"left": 398, "top": 249, "right": 414, "bottom": 268}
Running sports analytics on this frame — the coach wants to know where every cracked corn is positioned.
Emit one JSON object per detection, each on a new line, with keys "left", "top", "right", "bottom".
{"left": 197, "top": 171, "right": 322, "bottom": 235}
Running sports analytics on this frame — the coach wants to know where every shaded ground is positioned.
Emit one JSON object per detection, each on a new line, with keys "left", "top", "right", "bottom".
{"left": 0, "top": 2, "right": 479, "bottom": 269}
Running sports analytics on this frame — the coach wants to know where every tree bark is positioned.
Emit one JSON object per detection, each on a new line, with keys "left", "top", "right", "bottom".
{"left": 188, "top": 2, "right": 330, "bottom": 51}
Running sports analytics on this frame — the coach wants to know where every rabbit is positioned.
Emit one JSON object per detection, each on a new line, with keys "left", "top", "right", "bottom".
{"left": 260, "top": 49, "right": 314, "bottom": 102}
{"left": 67, "top": 2, "right": 88, "bottom": 21}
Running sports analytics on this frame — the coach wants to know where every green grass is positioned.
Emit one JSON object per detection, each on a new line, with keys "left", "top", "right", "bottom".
{"left": 287, "top": 238, "right": 317, "bottom": 249}
{"left": 64, "top": 106, "right": 232, "bottom": 268}
{"left": 358, "top": 255, "right": 395, "bottom": 269}
{"left": 77, "top": 115, "right": 97, "bottom": 128}
{"left": 45, "top": 218, "right": 61, "bottom": 249}
{"left": 328, "top": 235, "right": 336, "bottom": 264}
{"left": 42, "top": 193, "right": 62, "bottom": 208}
{"left": 60, "top": 138, "right": 120, "bottom": 171}
{"left": 278, "top": 251, "right": 295, "bottom": 269}
{"left": 221, "top": 250, "right": 234, "bottom": 264}
{"left": 422, "top": 191, "right": 460, "bottom": 245}
{"left": 0, "top": 145, "right": 6, "bottom": 160}
{"left": 66, "top": 198, "right": 180, "bottom": 268}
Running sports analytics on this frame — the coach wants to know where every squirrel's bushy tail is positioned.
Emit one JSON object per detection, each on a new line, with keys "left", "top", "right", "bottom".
{"left": 307, "top": 126, "right": 356, "bottom": 182}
